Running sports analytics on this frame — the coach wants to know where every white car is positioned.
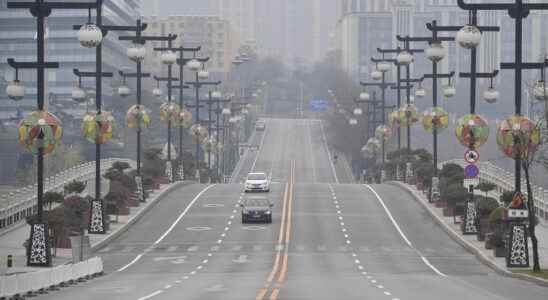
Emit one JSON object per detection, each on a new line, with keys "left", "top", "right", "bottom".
{"left": 245, "top": 172, "right": 270, "bottom": 192}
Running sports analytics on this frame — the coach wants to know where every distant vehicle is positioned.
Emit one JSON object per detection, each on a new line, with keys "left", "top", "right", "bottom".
{"left": 255, "top": 120, "right": 266, "bottom": 131}
{"left": 245, "top": 172, "right": 270, "bottom": 192}
{"left": 241, "top": 197, "right": 273, "bottom": 223}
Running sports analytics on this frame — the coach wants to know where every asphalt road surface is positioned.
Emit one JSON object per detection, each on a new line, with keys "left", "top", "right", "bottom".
{"left": 41, "top": 118, "right": 548, "bottom": 300}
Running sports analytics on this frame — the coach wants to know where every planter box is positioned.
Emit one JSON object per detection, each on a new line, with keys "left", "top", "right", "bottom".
{"left": 494, "top": 246, "right": 506, "bottom": 257}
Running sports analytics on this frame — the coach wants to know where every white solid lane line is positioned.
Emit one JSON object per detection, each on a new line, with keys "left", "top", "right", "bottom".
{"left": 320, "top": 120, "right": 339, "bottom": 184}
{"left": 117, "top": 184, "right": 217, "bottom": 272}
{"left": 137, "top": 290, "right": 163, "bottom": 300}
{"left": 364, "top": 185, "right": 447, "bottom": 277}
{"left": 251, "top": 119, "right": 269, "bottom": 172}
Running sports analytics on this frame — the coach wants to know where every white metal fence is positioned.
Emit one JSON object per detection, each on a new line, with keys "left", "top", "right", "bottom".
{"left": 0, "top": 158, "right": 136, "bottom": 232}
{"left": 0, "top": 256, "right": 103, "bottom": 298}
{"left": 441, "top": 159, "right": 548, "bottom": 221}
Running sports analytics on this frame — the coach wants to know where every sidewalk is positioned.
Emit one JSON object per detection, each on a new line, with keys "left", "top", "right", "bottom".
{"left": 393, "top": 181, "right": 548, "bottom": 286}
{"left": 0, "top": 182, "right": 184, "bottom": 275}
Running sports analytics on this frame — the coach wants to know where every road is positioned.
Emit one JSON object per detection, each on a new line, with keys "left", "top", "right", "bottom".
{"left": 41, "top": 118, "right": 548, "bottom": 300}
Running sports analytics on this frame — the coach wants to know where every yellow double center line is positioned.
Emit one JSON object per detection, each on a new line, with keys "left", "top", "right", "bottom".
{"left": 256, "top": 160, "right": 295, "bottom": 300}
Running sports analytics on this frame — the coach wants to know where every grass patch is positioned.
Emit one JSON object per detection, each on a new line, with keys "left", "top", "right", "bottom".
{"left": 512, "top": 269, "right": 548, "bottom": 280}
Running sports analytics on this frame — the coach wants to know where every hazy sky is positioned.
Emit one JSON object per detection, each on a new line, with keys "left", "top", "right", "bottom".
{"left": 142, "top": 0, "right": 216, "bottom": 16}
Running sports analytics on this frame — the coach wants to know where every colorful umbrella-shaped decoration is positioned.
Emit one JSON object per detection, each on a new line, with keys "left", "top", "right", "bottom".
{"left": 422, "top": 107, "right": 449, "bottom": 133}
{"left": 82, "top": 111, "right": 115, "bottom": 144}
{"left": 18, "top": 111, "right": 63, "bottom": 155}
{"left": 389, "top": 110, "right": 400, "bottom": 128}
{"left": 496, "top": 115, "right": 541, "bottom": 160}
{"left": 362, "top": 138, "right": 382, "bottom": 157}
{"left": 375, "top": 125, "right": 392, "bottom": 141}
{"left": 455, "top": 114, "right": 489, "bottom": 149}
{"left": 126, "top": 105, "right": 151, "bottom": 130}
{"left": 177, "top": 109, "right": 193, "bottom": 129}
{"left": 190, "top": 124, "right": 209, "bottom": 143}
{"left": 160, "top": 103, "right": 181, "bottom": 124}
{"left": 398, "top": 104, "right": 419, "bottom": 127}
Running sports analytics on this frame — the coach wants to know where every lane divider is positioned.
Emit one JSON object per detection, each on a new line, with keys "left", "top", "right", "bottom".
{"left": 364, "top": 184, "right": 447, "bottom": 277}
{"left": 117, "top": 185, "right": 217, "bottom": 272}
{"left": 257, "top": 160, "right": 295, "bottom": 300}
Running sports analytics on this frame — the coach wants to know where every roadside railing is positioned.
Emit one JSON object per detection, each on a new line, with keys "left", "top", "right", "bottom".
{"left": 0, "top": 158, "right": 136, "bottom": 232}
{"left": 441, "top": 159, "right": 548, "bottom": 221}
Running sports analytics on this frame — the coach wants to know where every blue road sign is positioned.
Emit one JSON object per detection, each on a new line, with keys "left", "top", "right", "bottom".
{"left": 309, "top": 99, "right": 329, "bottom": 112}
{"left": 464, "top": 164, "right": 479, "bottom": 178}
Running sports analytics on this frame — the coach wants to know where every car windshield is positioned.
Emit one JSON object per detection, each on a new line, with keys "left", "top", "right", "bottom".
{"left": 248, "top": 173, "right": 266, "bottom": 180}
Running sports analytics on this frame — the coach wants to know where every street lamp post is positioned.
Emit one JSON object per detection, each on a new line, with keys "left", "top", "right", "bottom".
{"left": 154, "top": 44, "right": 201, "bottom": 181}
{"left": 6, "top": 0, "right": 101, "bottom": 267}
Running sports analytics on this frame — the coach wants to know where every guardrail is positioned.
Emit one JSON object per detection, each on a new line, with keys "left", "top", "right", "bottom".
{"left": 441, "top": 159, "right": 548, "bottom": 221}
{"left": 0, "top": 158, "right": 136, "bottom": 232}
{"left": 0, "top": 256, "right": 103, "bottom": 298}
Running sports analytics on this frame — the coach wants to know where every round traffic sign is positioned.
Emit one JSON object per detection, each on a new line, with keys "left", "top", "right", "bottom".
{"left": 464, "top": 149, "right": 479, "bottom": 164}
{"left": 464, "top": 164, "right": 479, "bottom": 178}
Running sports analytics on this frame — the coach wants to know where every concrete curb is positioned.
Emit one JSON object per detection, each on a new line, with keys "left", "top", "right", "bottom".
{"left": 90, "top": 181, "right": 191, "bottom": 252}
{"left": 0, "top": 221, "right": 27, "bottom": 238}
{"left": 389, "top": 181, "right": 548, "bottom": 288}
{"left": 229, "top": 130, "right": 257, "bottom": 184}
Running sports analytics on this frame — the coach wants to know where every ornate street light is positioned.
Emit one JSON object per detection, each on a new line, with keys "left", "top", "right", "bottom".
{"left": 222, "top": 108, "right": 231, "bottom": 116}
{"left": 126, "top": 43, "right": 146, "bottom": 62}
{"left": 396, "top": 51, "right": 413, "bottom": 65}
{"left": 160, "top": 50, "right": 177, "bottom": 65}
{"left": 353, "top": 107, "right": 363, "bottom": 116}
{"left": 425, "top": 41, "right": 446, "bottom": 62}
{"left": 456, "top": 25, "right": 482, "bottom": 49}
{"left": 6, "top": 79, "right": 25, "bottom": 101}
{"left": 415, "top": 83, "right": 426, "bottom": 98}
{"left": 483, "top": 77, "right": 499, "bottom": 104}
{"left": 153, "top": 87, "right": 163, "bottom": 98}
{"left": 349, "top": 118, "right": 358, "bottom": 126}
{"left": 212, "top": 90, "right": 222, "bottom": 100}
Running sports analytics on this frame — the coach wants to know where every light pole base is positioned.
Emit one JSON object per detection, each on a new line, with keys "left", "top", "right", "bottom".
{"left": 380, "top": 169, "right": 386, "bottom": 183}
{"left": 430, "top": 176, "right": 440, "bottom": 203}
{"left": 165, "top": 161, "right": 173, "bottom": 183}
{"left": 396, "top": 165, "right": 402, "bottom": 181}
{"left": 135, "top": 175, "right": 145, "bottom": 202}
{"left": 177, "top": 163, "right": 185, "bottom": 181}
{"left": 27, "top": 222, "right": 51, "bottom": 267}
{"left": 405, "top": 162, "right": 414, "bottom": 184}
{"left": 506, "top": 222, "right": 529, "bottom": 268}
{"left": 196, "top": 169, "right": 201, "bottom": 183}
{"left": 462, "top": 200, "right": 478, "bottom": 235}
{"left": 88, "top": 199, "right": 106, "bottom": 234}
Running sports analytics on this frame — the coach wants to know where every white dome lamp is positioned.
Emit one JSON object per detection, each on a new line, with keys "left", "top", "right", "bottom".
{"left": 415, "top": 82, "right": 426, "bottom": 98}
{"left": 222, "top": 107, "right": 232, "bottom": 116}
{"left": 534, "top": 80, "right": 548, "bottom": 101}
{"left": 353, "top": 107, "right": 363, "bottom": 116}
{"left": 77, "top": 10, "right": 103, "bottom": 48}
{"left": 456, "top": 25, "right": 482, "bottom": 49}
{"left": 425, "top": 41, "right": 446, "bottom": 63}
{"left": 127, "top": 42, "right": 146, "bottom": 63}
{"left": 160, "top": 50, "right": 177, "bottom": 65}
{"left": 396, "top": 51, "right": 413, "bottom": 65}
{"left": 186, "top": 59, "right": 202, "bottom": 72}
{"left": 371, "top": 69, "right": 383, "bottom": 81}
{"left": 118, "top": 76, "right": 131, "bottom": 98}
{"left": 212, "top": 90, "right": 222, "bottom": 100}
{"left": 443, "top": 78, "right": 456, "bottom": 99}
{"left": 198, "top": 69, "right": 209, "bottom": 80}
{"left": 72, "top": 86, "right": 87, "bottom": 103}
{"left": 152, "top": 79, "right": 163, "bottom": 98}
{"left": 359, "top": 91, "right": 370, "bottom": 101}
{"left": 377, "top": 61, "right": 391, "bottom": 73}
{"left": 6, "top": 68, "right": 25, "bottom": 101}
{"left": 483, "top": 77, "right": 499, "bottom": 104}
{"left": 349, "top": 118, "right": 358, "bottom": 126}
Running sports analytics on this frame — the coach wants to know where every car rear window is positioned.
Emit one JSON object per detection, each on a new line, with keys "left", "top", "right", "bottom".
{"left": 244, "top": 199, "right": 270, "bottom": 207}
{"left": 248, "top": 173, "right": 266, "bottom": 180}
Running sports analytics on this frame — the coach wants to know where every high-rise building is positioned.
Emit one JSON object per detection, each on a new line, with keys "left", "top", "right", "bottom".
{"left": 143, "top": 15, "right": 233, "bottom": 80}
{"left": 0, "top": 0, "right": 142, "bottom": 111}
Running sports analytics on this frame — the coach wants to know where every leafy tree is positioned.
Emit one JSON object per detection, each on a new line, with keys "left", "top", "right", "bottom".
{"left": 500, "top": 191, "right": 514, "bottom": 206}
{"left": 477, "top": 196, "right": 500, "bottom": 217}
{"left": 64, "top": 180, "right": 86, "bottom": 195}
{"left": 477, "top": 182, "right": 496, "bottom": 200}
{"left": 43, "top": 191, "right": 63, "bottom": 211}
